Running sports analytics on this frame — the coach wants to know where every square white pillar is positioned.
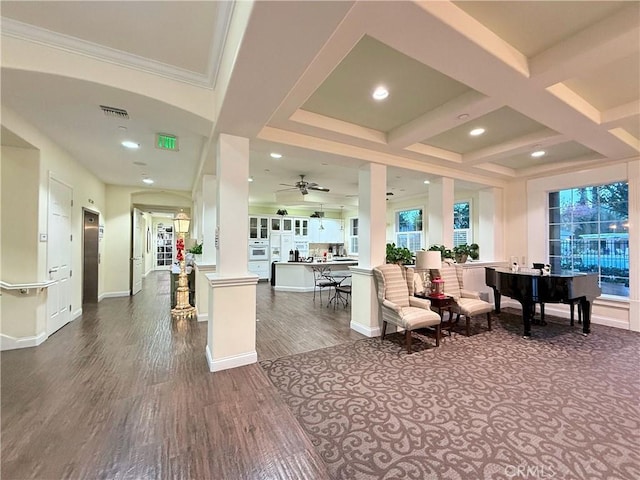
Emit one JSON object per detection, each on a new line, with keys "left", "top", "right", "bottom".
{"left": 350, "top": 164, "right": 386, "bottom": 337}
{"left": 478, "top": 187, "right": 504, "bottom": 261}
{"left": 628, "top": 160, "right": 639, "bottom": 332}
{"left": 201, "top": 174, "right": 217, "bottom": 265}
{"left": 428, "top": 177, "right": 454, "bottom": 247}
{"left": 206, "top": 133, "right": 258, "bottom": 372}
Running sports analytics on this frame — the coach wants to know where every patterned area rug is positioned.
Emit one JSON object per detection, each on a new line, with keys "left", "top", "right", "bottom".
{"left": 260, "top": 312, "right": 640, "bottom": 480}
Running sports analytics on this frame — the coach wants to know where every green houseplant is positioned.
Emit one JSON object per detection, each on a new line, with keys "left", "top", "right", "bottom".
{"left": 453, "top": 244, "right": 471, "bottom": 263}
{"left": 469, "top": 243, "right": 479, "bottom": 260}
{"left": 188, "top": 243, "right": 203, "bottom": 255}
{"left": 386, "top": 243, "right": 413, "bottom": 265}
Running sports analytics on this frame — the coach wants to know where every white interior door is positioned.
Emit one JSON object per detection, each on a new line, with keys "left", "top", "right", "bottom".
{"left": 47, "top": 177, "right": 72, "bottom": 335}
{"left": 132, "top": 208, "right": 143, "bottom": 295}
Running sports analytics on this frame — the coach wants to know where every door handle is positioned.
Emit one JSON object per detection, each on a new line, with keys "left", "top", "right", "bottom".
{"left": 48, "top": 267, "right": 59, "bottom": 274}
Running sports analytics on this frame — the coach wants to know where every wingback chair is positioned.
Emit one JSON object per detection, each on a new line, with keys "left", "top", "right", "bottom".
{"left": 373, "top": 264, "right": 442, "bottom": 353}
{"left": 433, "top": 261, "right": 493, "bottom": 336}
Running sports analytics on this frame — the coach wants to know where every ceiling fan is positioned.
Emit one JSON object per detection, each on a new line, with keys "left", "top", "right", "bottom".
{"left": 278, "top": 175, "right": 330, "bottom": 195}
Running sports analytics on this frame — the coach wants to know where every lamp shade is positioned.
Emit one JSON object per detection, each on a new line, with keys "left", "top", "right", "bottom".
{"left": 173, "top": 211, "right": 191, "bottom": 234}
{"left": 416, "top": 250, "right": 442, "bottom": 270}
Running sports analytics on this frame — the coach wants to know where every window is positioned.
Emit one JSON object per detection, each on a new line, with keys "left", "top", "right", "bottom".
{"left": 548, "top": 182, "right": 628, "bottom": 297}
{"left": 349, "top": 218, "right": 358, "bottom": 254}
{"left": 396, "top": 208, "right": 423, "bottom": 252}
{"left": 454, "top": 201, "right": 471, "bottom": 246}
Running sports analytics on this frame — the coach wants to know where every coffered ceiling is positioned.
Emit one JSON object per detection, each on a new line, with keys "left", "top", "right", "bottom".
{"left": 1, "top": 1, "right": 638, "bottom": 209}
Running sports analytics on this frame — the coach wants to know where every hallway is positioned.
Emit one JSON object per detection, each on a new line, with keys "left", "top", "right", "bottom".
{"left": 1, "top": 272, "right": 332, "bottom": 479}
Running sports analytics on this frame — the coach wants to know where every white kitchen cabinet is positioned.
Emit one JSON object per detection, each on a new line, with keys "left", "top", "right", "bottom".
{"left": 249, "top": 216, "right": 269, "bottom": 239}
{"left": 248, "top": 260, "right": 269, "bottom": 279}
{"left": 294, "top": 218, "right": 309, "bottom": 239}
{"left": 309, "top": 218, "right": 343, "bottom": 243}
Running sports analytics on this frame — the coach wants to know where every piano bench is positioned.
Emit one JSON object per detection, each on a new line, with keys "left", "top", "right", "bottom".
{"left": 537, "top": 301, "right": 582, "bottom": 325}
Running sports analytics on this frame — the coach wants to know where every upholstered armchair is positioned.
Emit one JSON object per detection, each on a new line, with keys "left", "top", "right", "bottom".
{"left": 433, "top": 261, "right": 493, "bottom": 336}
{"left": 373, "top": 264, "right": 442, "bottom": 353}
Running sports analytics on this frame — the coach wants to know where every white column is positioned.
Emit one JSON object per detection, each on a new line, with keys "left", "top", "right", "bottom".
{"left": 195, "top": 175, "right": 217, "bottom": 322}
{"left": 478, "top": 187, "right": 504, "bottom": 261}
{"left": 201, "top": 174, "right": 217, "bottom": 265}
{"left": 206, "top": 134, "right": 258, "bottom": 372}
{"left": 428, "top": 177, "right": 454, "bottom": 247}
{"left": 350, "top": 163, "right": 386, "bottom": 337}
{"left": 628, "top": 159, "right": 639, "bottom": 332}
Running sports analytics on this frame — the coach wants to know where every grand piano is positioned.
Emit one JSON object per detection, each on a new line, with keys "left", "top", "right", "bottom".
{"left": 485, "top": 267, "right": 601, "bottom": 338}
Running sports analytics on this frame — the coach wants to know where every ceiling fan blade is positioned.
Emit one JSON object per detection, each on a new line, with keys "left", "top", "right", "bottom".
{"left": 275, "top": 186, "right": 297, "bottom": 192}
{"left": 309, "top": 185, "right": 330, "bottom": 192}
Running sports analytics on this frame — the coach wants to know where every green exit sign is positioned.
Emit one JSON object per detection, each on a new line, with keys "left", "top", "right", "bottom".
{"left": 156, "top": 133, "right": 179, "bottom": 151}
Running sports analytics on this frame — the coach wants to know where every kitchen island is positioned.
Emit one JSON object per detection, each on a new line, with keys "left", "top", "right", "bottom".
{"left": 274, "top": 259, "right": 358, "bottom": 292}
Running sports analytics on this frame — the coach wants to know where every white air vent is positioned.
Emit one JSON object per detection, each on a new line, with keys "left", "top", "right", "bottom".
{"left": 100, "top": 105, "right": 129, "bottom": 119}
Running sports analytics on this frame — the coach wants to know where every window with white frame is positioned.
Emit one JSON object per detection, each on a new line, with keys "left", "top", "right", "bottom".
{"left": 395, "top": 208, "right": 423, "bottom": 252}
{"left": 548, "top": 182, "right": 628, "bottom": 298}
{"left": 349, "top": 218, "right": 358, "bottom": 254}
{"left": 454, "top": 201, "right": 471, "bottom": 246}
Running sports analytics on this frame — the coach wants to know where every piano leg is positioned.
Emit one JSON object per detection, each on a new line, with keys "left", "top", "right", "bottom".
{"left": 580, "top": 298, "right": 591, "bottom": 335}
{"left": 492, "top": 289, "right": 501, "bottom": 313}
{"left": 521, "top": 300, "right": 533, "bottom": 338}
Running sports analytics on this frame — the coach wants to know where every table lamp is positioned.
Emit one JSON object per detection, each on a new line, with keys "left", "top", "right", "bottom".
{"left": 416, "top": 251, "right": 442, "bottom": 295}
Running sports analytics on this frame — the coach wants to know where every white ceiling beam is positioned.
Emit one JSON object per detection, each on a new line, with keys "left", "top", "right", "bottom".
{"left": 608, "top": 128, "right": 640, "bottom": 152}
{"left": 404, "top": 143, "right": 461, "bottom": 163}
{"left": 530, "top": 4, "right": 640, "bottom": 87}
{"left": 602, "top": 100, "right": 640, "bottom": 126}
{"left": 519, "top": 156, "right": 614, "bottom": 178}
{"left": 462, "top": 129, "right": 567, "bottom": 166}
{"left": 289, "top": 109, "right": 387, "bottom": 145}
{"left": 473, "top": 163, "right": 516, "bottom": 178}
{"left": 415, "top": 0, "right": 529, "bottom": 77}
{"left": 258, "top": 126, "right": 507, "bottom": 188}
{"left": 545, "top": 83, "right": 601, "bottom": 124}
{"left": 387, "top": 91, "right": 503, "bottom": 148}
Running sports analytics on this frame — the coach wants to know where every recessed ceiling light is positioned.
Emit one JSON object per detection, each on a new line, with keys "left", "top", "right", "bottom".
{"left": 270, "top": 152, "right": 282, "bottom": 159}
{"left": 423, "top": 180, "right": 430, "bottom": 184}
{"left": 457, "top": 114, "right": 469, "bottom": 120}
{"left": 469, "top": 128, "right": 485, "bottom": 136}
{"left": 142, "top": 178, "right": 154, "bottom": 185}
{"left": 122, "top": 141, "right": 140, "bottom": 149}
{"left": 372, "top": 86, "right": 389, "bottom": 101}
{"left": 248, "top": 176, "right": 254, "bottom": 182}
{"left": 531, "top": 150, "right": 546, "bottom": 158}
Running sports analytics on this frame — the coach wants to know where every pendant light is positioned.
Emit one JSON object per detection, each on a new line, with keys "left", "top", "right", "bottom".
{"left": 319, "top": 204, "right": 324, "bottom": 230}
{"left": 340, "top": 206, "right": 344, "bottom": 231}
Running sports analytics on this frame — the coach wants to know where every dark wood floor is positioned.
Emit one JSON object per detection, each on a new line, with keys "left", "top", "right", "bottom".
{"left": 1, "top": 272, "right": 361, "bottom": 479}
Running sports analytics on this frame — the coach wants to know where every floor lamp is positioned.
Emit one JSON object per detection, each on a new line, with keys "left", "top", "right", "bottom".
{"left": 171, "top": 211, "right": 196, "bottom": 319}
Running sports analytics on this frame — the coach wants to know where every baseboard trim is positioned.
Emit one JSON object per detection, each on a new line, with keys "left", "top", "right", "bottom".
{"left": 206, "top": 346, "right": 257, "bottom": 372}
{"left": 72, "top": 308, "right": 82, "bottom": 321}
{"left": 0, "top": 331, "right": 47, "bottom": 351}
{"left": 273, "top": 286, "right": 314, "bottom": 292}
{"left": 350, "top": 321, "right": 381, "bottom": 338}
{"left": 100, "top": 291, "right": 130, "bottom": 300}
{"left": 197, "top": 312, "right": 208, "bottom": 322}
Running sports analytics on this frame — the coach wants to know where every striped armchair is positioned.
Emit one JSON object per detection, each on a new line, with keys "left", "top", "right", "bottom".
{"left": 433, "top": 261, "right": 493, "bottom": 336}
{"left": 373, "top": 264, "right": 442, "bottom": 353}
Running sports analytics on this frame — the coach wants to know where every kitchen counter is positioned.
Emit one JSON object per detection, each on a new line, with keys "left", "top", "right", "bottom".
{"left": 274, "top": 260, "right": 357, "bottom": 292}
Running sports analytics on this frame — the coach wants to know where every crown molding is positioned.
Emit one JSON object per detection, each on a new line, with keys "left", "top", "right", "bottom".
{"left": 1, "top": 14, "right": 232, "bottom": 89}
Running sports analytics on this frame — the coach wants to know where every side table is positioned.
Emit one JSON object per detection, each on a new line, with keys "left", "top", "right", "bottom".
{"left": 416, "top": 294, "right": 456, "bottom": 335}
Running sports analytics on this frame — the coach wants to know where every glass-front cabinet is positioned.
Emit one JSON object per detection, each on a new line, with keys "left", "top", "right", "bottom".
{"left": 249, "top": 216, "right": 269, "bottom": 239}
{"left": 294, "top": 218, "right": 308, "bottom": 238}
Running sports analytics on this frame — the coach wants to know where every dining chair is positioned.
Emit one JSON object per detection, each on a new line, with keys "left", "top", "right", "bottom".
{"left": 312, "top": 265, "right": 338, "bottom": 304}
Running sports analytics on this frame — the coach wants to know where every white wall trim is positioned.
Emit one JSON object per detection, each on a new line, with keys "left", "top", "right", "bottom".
{"left": 99, "top": 291, "right": 130, "bottom": 300}
{"left": 72, "top": 308, "right": 82, "bottom": 321}
{"left": 197, "top": 312, "right": 208, "bottom": 322}
{"left": 1, "top": 331, "right": 47, "bottom": 351}
{"left": 206, "top": 345, "right": 257, "bottom": 372}
{"left": 206, "top": 273, "right": 259, "bottom": 288}
{"left": 350, "top": 321, "right": 381, "bottom": 338}
{"left": 350, "top": 266, "right": 374, "bottom": 276}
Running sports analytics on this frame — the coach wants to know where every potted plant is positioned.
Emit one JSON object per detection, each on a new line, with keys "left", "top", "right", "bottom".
{"left": 188, "top": 242, "right": 203, "bottom": 254}
{"left": 469, "top": 243, "right": 479, "bottom": 260}
{"left": 428, "top": 244, "right": 454, "bottom": 261}
{"left": 276, "top": 208, "right": 288, "bottom": 216}
{"left": 453, "top": 244, "right": 471, "bottom": 263}
{"left": 386, "top": 243, "right": 413, "bottom": 265}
